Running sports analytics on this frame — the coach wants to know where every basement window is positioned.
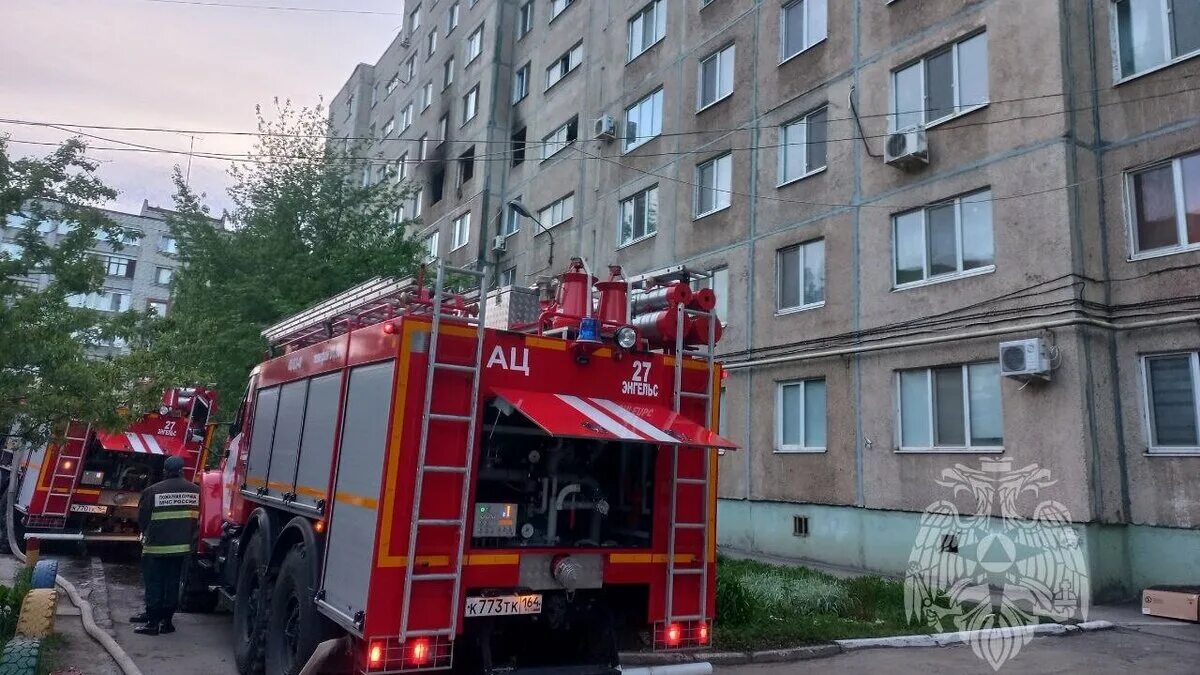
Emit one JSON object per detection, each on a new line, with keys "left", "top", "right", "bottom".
{"left": 939, "top": 532, "right": 959, "bottom": 554}
{"left": 792, "top": 515, "right": 810, "bottom": 537}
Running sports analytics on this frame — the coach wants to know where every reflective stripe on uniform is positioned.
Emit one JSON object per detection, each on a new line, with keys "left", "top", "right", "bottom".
{"left": 149, "top": 510, "right": 199, "bottom": 521}
{"left": 142, "top": 543, "right": 192, "bottom": 555}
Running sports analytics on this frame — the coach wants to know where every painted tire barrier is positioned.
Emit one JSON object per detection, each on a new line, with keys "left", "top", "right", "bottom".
{"left": 0, "top": 637, "right": 42, "bottom": 675}
{"left": 30, "top": 559, "right": 58, "bottom": 590}
{"left": 14, "top": 588, "right": 57, "bottom": 639}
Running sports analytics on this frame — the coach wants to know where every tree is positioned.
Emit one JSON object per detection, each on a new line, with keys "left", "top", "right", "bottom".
{"left": 155, "top": 100, "right": 423, "bottom": 407}
{"left": 0, "top": 137, "right": 188, "bottom": 443}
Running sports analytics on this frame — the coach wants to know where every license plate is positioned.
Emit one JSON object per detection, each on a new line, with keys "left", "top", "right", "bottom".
{"left": 69, "top": 504, "right": 108, "bottom": 514}
{"left": 464, "top": 594, "right": 542, "bottom": 618}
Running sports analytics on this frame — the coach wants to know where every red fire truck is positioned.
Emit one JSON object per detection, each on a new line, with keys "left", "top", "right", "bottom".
{"left": 2, "top": 387, "right": 216, "bottom": 545}
{"left": 190, "top": 259, "right": 735, "bottom": 674}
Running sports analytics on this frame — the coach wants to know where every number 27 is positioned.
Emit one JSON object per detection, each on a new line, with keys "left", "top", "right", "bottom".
{"left": 632, "top": 361, "right": 651, "bottom": 383}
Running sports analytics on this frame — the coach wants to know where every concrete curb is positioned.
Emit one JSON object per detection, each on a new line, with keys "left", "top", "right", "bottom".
{"left": 619, "top": 621, "right": 1117, "bottom": 666}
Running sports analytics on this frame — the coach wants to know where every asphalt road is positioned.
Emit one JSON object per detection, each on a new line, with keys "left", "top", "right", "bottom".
{"left": 32, "top": 550, "right": 1200, "bottom": 675}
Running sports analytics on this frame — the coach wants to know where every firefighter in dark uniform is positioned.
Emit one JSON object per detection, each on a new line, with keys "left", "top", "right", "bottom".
{"left": 131, "top": 455, "right": 200, "bottom": 635}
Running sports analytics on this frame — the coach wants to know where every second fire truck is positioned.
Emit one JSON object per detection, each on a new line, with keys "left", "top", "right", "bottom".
{"left": 190, "top": 258, "right": 735, "bottom": 674}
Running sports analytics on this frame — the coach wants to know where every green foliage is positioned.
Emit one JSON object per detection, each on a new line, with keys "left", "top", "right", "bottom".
{"left": 150, "top": 101, "right": 424, "bottom": 419}
{"left": 0, "top": 137, "right": 190, "bottom": 444}
{"left": 0, "top": 567, "right": 33, "bottom": 643}
{"left": 715, "top": 562, "right": 755, "bottom": 626}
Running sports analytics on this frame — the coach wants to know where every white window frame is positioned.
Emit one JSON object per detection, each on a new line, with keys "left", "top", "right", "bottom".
{"left": 778, "top": 105, "right": 828, "bottom": 185}
{"left": 502, "top": 196, "right": 521, "bottom": 236}
{"left": 550, "top": 0, "right": 574, "bottom": 21}
{"left": 513, "top": 62, "right": 531, "bottom": 103}
{"left": 1111, "top": 0, "right": 1200, "bottom": 82}
{"left": 890, "top": 31, "right": 989, "bottom": 131}
{"left": 1125, "top": 151, "right": 1200, "bottom": 259}
{"left": 895, "top": 363, "right": 1004, "bottom": 453}
{"left": 443, "top": 56, "right": 455, "bottom": 89}
{"left": 517, "top": 1, "right": 534, "bottom": 38}
{"left": 623, "top": 88, "right": 664, "bottom": 152}
{"left": 406, "top": 54, "right": 417, "bottom": 80}
{"left": 694, "top": 153, "right": 732, "bottom": 218}
{"left": 155, "top": 266, "right": 173, "bottom": 285}
{"left": 463, "top": 85, "right": 479, "bottom": 125}
{"left": 451, "top": 212, "right": 471, "bottom": 251}
{"left": 401, "top": 103, "right": 414, "bottom": 131}
{"left": 780, "top": 0, "right": 828, "bottom": 64}
{"left": 1141, "top": 352, "right": 1200, "bottom": 454}
{"left": 158, "top": 234, "right": 178, "bottom": 254}
{"left": 545, "top": 42, "right": 583, "bottom": 90}
{"left": 499, "top": 267, "right": 517, "bottom": 287}
{"left": 67, "top": 289, "right": 132, "bottom": 313}
{"left": 409, "top": 4, "right": 421, "bottom": 32}
{"left": 627, "top": 0, "right": 667, "bottom": 62}
{"left": 419, "top": 134, "right": 429, "bottom": 160}
{"left": 386, "top": 74, "right": 399, "bottom": 96}
{"left": 447, "top": 1, "right": 460, "bottom": 33}
{"left": 538, "top": 194, "right": 575, "bottom": 229}
{"left": 100, "top": 254, "right": 133, "bottom": 278}
{"left": 775, "top": 239, "right": 825, "bottom": 313}
{"left": 697, "top": 44, "right": 735, "bottom": 111}
{"left": 466, "top": 26, "right": 483, "bottom": 63}
{"left": 424, "top": 230, "right": 440, "bottom": 261}
{"left": 541, "top": 117, "right": 577, "bottom": 161}
{"left": 891, "top": 188, "right": 995, "bottom": 289}
{"left": 421, "top": 81, "right": 433, "bottom": 110}
{"left": 383, "top": 116, "right": 396, "bottom": 136}
{"left": 775, "top": 378, "right": 827, "bottom": 453}
{"left": 427, "top": 28, "right": 438, "bottom": 57}
{"left": 618, "top": 185, "right": 659, "bottom": 247}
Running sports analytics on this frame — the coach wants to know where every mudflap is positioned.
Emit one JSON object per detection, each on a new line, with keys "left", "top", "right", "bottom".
{"left": 455, "top": 591, "right": 620, "bottom": 675}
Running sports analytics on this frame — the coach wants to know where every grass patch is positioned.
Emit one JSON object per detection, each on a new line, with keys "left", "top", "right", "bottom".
{"left": 38, "top": 632, "right": 67, "bottom": 675}
{"left": 714, "top": 558, "right": 930, "bottom": 650}
{"left": 0, "top": 566, "right": 33, "bottom": 643}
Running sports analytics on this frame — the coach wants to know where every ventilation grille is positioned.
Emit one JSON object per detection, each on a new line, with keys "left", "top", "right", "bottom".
{"left": 792, "top": 515, "right": 810, "bottom": 538}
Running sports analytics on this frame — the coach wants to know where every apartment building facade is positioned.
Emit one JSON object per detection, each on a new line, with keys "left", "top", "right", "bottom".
{"left": 331, "top": 0, "right": 1200, "bottom": 600}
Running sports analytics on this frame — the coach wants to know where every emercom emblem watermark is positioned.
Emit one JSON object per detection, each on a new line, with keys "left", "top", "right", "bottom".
{"left": 905, "top": 458, "right": 1089, "bottom": 670}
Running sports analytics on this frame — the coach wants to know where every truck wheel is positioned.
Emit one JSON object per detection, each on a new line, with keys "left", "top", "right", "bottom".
{"left": 0, "top": 637, "right": 42, "bottom": 674}
{"left": 234, "top": 535, "right": 269, "bottom": 675}
{"left": 30, "top": 560, "right": 58, "bottom": 590}
{"left": 178, "top": 554, "right": 219, "bottom": 613}
{"left": 265, "top": 544, "right": 334, "bottom": 675}
{"left": 15, "top": 589, "right": 57, "bottom": 638}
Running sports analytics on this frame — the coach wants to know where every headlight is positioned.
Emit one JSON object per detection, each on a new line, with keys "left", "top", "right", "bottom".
{"left": 615, "top": 326, "right": 638, "bottom": 350}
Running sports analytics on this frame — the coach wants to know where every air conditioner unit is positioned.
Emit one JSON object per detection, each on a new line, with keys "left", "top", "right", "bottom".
{"left": 492, "top": 234, "right": 507, "bottom": 253}
{"left": 884, "top": 128, "right": 929, "bottom": 170}
{"left": 592, "top": 115, "right": 617, "bottom": 142}
{"left": 999, "top": 337, "right": 1051, "bottom": 380}
{"left": 399, "top": 36, "right": 412, "bottom": 48}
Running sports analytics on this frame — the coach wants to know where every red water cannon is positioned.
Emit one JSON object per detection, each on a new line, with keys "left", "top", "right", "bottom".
{"left": 546, "top": 258, "right": 596, "bottom": 332}
{"left": 595, "top": 266, "right": 630, "bottom": 330}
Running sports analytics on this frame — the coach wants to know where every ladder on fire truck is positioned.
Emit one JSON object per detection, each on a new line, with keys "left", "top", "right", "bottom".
{"left": 399, "top": 260, "right": 489, "bottom": 647}
{"left": 666, "top": 277, "right": 719, "bottom": 630}
{"left": 40, "top": 421, "right": 91, "bottom": 520}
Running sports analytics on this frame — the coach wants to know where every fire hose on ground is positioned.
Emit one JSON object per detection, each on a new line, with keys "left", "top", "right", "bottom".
{"left": 5, "top": 446, "right": 144, "bottom": 675}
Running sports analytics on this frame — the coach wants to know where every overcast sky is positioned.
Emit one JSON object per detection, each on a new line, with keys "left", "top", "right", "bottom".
{"left": 0, "top": 0, "right": 402, "bottom": 215}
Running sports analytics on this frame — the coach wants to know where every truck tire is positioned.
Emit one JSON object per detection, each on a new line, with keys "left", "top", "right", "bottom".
{"left": 30, "top": 560, "right": 58, "bottom": 590}
{"left": 264, "top": 543, "right": 336, "bottom": 675}
{"left": 234, "top": 535, "right": 269, "bottom": 675}
{"left": 0, "top": 637, "right": 42, "bottom": 674}
{"left": 15, "top": 589, "right": 57, "bottom": 638}
{"left": 178, "top": 555, "right": 219, "bottom": 613}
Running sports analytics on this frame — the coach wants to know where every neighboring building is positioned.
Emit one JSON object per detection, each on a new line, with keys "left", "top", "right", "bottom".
{"left": 2, "top": 199, "right": 214, "bottom": 353}
{"left": 331, "top": 0, "right": 1200, "bottom": 600}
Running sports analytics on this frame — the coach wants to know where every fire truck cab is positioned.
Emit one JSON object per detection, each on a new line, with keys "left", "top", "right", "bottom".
{"left": 193, "top": 259, "right": 735, "bottom": 674}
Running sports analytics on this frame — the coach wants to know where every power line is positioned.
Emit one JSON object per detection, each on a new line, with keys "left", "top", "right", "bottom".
{"left": 112, "top": 0, "right": 403, "bottom": 16}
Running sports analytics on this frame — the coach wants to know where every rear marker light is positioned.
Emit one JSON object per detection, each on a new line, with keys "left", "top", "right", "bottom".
{"left": 411, "top": 638, "right": 430, "bottom": 665}
{"left": 699, "top": 623, "right": 710, "bottom": 644}
{"left": 314, "top": 520, "right": 325, "bottom": 534}
{"left": 62, "top": 460, "right": 74, "bottom": 470}
{"left": 666, "top": 624, "right": 682, "bottom": 647}
{"left": 368, "top": 642, "right": 384, "bottom": 667}
{"left": 383, "top": 322, "right": 398, "bottom": 334}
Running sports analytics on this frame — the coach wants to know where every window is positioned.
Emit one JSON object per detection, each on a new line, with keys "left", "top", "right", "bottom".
{"left": 443, "top": 56, "right": 455, "bottom": 89}
{"left": 419, "top": 134, "right": 429, "bottom": 160}
{"left": 628, "top": 1, "right": 666, "bottom": 61}
{"left": 776, "top": 379, "right": 827, "bottom": 451}
{"left": 511, "top": 127, "right": 527, "bottom": 166}
{"left": 893, "top": 189, "right": 994, "bottom": 286}
{"left": 541, "top": 116, "right": 579, "bottom": 160}
{"left": 158, "top": 234, "right": 177, "bottom": 254}
{"left": 777, "top": 239, "right": 824, "bottom": 311}
{"left": 452, "top": 212, "right": 471, "bottom": 250}
{"left": 458, "top": 146, "right": 475, "bottom": 185}
{"left": 97, "top": 228, "right": 140, "bottom": 246}
{"left": 421, "top": 82, "right": 433, "bottom": 110}
{"left": 67, "top": 290, "right": 132, "bottom": 313}
{"left": 1127, "top": 151, "right": 1200, "bottom": 256}
{"left": 1, "top": 242, "right": 22, "bottom": 259}
{"left": 698, "top": 45, "right": 735, "bottom": 109}
{"left": 695, "top": 153, "right": 732, "bottom": 217}
{"left": 898, "top": 363, "right": 1003, "bottom": 451}
{"left": 147, "top": 300, "right": 168, "bottom": 317}
{"left": 619, "top": 186, "right": 659, "bottom": 246}
{"left": 467, "top": 26, "right": 483, "bottom": 63}
{"left": 892, "top": 32, "right": 988, "bottom": 130}
{"left": 697, "top": 267, "right": 730, "bottom": 322}
{"left": 386, "top": 74, "right": 399, "bottom": 96}
{"left": 1114, "top": 0, "right": 1200, "bottom": 79}
{"left": 412, "top": 188, "right": 424, "bottom": 218}
{"left": 424, "top": 230, "right": 440, "bottom": 261}
{"left": 513, "top": 62, "right": 531, "bottom": 103}
{"left": 503, "top": 197, "right": 521, "bottom": 235}
{"left": 447, "top": 1, "right": 460, "bottom": 32}
{"left": 427, "top": 29, "right": 438, "bottom": 57}
{"left": 1143, "top": 352, "right": 1200, "bottom": 452}
{"left": 409, "top": 4, "right": 421, "bottom": 32}
{"left": 499, "top": 267, "right": 517, "bottom": 287}
{"left": 431, "top": 169, "right": 446, "bottom": 203}
{"left": 397, "top": 154, "right": 409, "bottom": 181}
{"left": 538, "top": 194, "right": 575, "bottom": 228}
{"left": 371, "top": 86, "right": 380, "bottom": 108}
{"left": 781, "top": 0, "right": 827, "bottom": 62}
{"left": 463, "top": 85, "right": 479, "bottom": 124}
{"left": 405, "top": 54, "right": 417, "bottom": 81}
{"left": 518, "top": 1, "right": 534, "bottom": 37}
{"left": 100, "top": 255, "right": 135, "bottom": 278}
{"left": 155, "top": 266, "right": 173, "bottom": 285}
{"left": 438, "top": 115, "right": 449, "bottom": 144}
{"left": 550, "top": 0, "right": 574, "bottom": 20}
{"left": 779, "top": 105, "right": 828, "bottom": 183}
{"left": 624, "top": 88, "right": 664, "bottom": 151}
{"left": 383, "top": 116, "right": 396, "bottom": 136}
{"left": 401, "top": 103, "right": 414, "bottom": 130}
{"left": 546, "top": 43, "right": 583, "bottom": 89}
{"left": 344, "top": 95, "right": 354, "bottom": 120}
